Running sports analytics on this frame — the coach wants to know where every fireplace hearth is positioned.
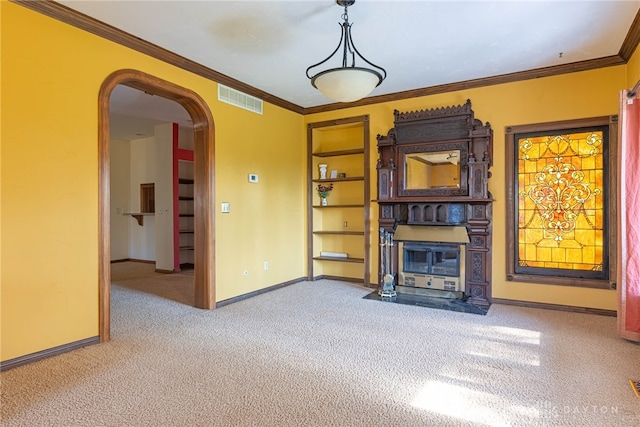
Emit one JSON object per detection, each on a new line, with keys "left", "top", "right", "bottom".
{"left": 362, "top": 290, "right": 489, "bottom": 315}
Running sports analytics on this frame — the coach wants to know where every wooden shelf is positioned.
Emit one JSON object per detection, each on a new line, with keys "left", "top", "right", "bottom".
{"left": 312, "top": 148, "right": 364, "bottom": 157}
{"left": 124, "top": 212, "right": 154, "bottom": 226}
{"left": 312, "top": 204, "right": 364, "bottom": 208}
{"left": 313, "top": 231, "right": 364, "bottom": 235}
{"left": 179, "top": 178, "right": 194, "bottom": 184}
{"left": 179, "top": 229, "right": 195, "bottom": 234}
{"left": 376, "top": 197, "right": 494, "bottom": 203}
{"left": 179, "top": 214, "right": 194, "bottom": 217}
{"left": 312, "top": 177, "right": 364, "bottom": 183}
{"left": 313, "top": 256, "right": 364, "bottom": 263}
{"left": 179, "top": 246, "right": 195, "bottom": 251}
{"left": 179, "top": 196, "right": 194, "bottom": 200}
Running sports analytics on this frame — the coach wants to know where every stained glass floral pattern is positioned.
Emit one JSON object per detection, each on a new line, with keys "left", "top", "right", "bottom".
{"left": 517, "top": 131, "right": 604, "bottom": 271}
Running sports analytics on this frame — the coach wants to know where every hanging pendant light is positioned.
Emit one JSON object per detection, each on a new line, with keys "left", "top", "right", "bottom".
{"left": 306, "top": 0, "right": 386, "bottom": 103}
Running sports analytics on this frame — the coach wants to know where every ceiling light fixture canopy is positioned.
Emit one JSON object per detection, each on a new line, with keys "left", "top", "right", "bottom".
{"left": 306, "top": 0, "right": 386, "bottom": 103}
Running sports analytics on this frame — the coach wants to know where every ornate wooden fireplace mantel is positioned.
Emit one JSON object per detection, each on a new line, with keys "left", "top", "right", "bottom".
{"left": 376, "top": 100, "right": 493, "bottom": 305}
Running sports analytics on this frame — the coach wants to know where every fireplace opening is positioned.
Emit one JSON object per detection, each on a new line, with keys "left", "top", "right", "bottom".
{"left": 399, "top": 242, "right": 465, "bottom": 293}
{"left": 394, "top": 225, "right": 469, "bottom": 298}
{"left": 403, "top": 243, "right": 460, "bottom": 276}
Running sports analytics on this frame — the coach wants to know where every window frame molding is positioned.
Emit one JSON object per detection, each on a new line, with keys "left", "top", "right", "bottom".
{"left": 505, "top": 115, "right": 618, "bottom": 290}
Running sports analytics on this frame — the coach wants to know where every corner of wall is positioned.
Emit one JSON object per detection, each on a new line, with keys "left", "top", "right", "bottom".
{"left": 627, "top": 42, "right": 640, "bottom": 87}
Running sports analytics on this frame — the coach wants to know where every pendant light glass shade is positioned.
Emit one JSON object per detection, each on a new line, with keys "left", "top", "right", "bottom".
{"left": 306, "top": 0, "right": 386, "bottom": 103}
{"left": 311, "top": 67, "right": 382, "bottom": 103}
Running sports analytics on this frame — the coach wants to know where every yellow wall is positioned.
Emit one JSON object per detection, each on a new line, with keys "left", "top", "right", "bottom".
{"left": 627, "top": 42, "right": 640, "bottom": 87}
{"left": 0, "top": 2, "right": 305, "bottom": 361}
{"left": 0, "top": 1, "right": 3, "bottom": 352}
{"left": 306, "top": 66, "right": 628, "bottom": 311}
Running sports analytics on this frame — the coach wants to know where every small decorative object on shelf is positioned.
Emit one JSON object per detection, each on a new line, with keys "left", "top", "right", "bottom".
{"left": 320, "top": 251, "right": 348, "bottom": 258}
{"left": 318, "top": 163, "right": 328, "bottom": 180}
{"left": 317, "top": 183, "right": 333, "bottom": 206}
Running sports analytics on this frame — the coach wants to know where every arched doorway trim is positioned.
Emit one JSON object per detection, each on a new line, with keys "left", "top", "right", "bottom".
{"left": 98, "top": 69, "right": 216, "bottom": 342}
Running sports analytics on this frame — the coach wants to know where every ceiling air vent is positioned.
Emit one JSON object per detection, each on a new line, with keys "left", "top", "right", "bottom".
{"left": 218, "top": 84, "right": 263, "bottom": 115}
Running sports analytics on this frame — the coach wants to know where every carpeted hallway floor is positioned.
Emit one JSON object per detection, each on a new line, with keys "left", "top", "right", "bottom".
{"left": 1, "top": 262, "right": 639, "bottom": 426}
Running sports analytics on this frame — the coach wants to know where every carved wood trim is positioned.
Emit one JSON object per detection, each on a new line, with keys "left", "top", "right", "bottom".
{"left": 377, "top": 100, "right": 493, "bottom": 303}
{"left": 217, "top": 277, "right": 307, "bottom": 308}
{"left": 99, "top": 69, "right": 216, "bottom": 343}
{"left": 11, "top": 1, "right": 640, "bottom": 116}
{"left": 394, "top": 100, "right": 474, "bottom": 123}
{"left": 0, "top": 337, "right": 100, "bottom": 372}
{"left": 303, "top": 55, "right": 627, "bottom": 114}
{"left": 492, "top": 298, "right": 617, "bottom": 317}
{"left": 619, "top": 8, "right": 640, "bottom": 61}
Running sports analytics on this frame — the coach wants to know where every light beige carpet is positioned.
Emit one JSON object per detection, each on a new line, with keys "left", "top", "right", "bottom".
{"left": 1, "top": 262, "right": 639, "bottom": 426}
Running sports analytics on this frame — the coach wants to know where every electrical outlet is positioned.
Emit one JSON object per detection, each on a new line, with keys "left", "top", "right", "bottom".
{"left": 221, "top": 202, "right": 230, "bottom": 213}
{"left": 264, "top": 261, "right": 269, "bottom": 270}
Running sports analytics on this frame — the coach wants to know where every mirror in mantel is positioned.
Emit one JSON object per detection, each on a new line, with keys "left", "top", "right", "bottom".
{"left": 405, "top": 150, "right": 461, "bottom": 190}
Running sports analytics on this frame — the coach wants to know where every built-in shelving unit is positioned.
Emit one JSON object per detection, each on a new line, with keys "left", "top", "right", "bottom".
{"left": 307, "top": 115, "right": 370, "bottom": 286}
{"left": 177, "top": 170, "right": 194, "bottom": 259}
{"left": 173, "top": 123, "right": 195, "bottom": 271}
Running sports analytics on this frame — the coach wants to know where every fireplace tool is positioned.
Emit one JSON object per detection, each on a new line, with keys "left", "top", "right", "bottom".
{"left": 379, "top": 228, "right": 397, "bottom": 298}
{"left": 379, "top": 228, "right": 387, "bottom": 294}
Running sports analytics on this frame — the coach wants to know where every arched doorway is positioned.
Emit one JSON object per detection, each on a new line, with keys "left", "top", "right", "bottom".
{"left": 98, "top": 69, "right": 216, "bottom": 342}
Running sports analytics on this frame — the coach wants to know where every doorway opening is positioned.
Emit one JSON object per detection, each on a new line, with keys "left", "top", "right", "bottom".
{"left": 99, "top": 69, "right": 216, "bottom": 342}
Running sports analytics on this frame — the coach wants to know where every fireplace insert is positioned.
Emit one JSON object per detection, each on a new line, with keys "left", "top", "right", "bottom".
{"left": 398, "top": 242, "right": 464, "bottom": 292}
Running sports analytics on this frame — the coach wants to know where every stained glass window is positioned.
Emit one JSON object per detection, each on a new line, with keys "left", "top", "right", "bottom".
{"left": 506, "top": 117, "right": 617, "bottom": 288}
{"left": 505, "top": 116, "right": 618, "bottom": 289}
{"left": 513, "top": 126, "right": 609, "bottom": 280}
